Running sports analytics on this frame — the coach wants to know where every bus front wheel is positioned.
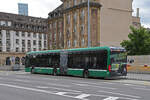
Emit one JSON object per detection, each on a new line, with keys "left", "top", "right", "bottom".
{"left": 53, "top": 68, "right": 57, "bottom": 76}
{"left": 83, "top": 70, "right": 89, "bottom": 78}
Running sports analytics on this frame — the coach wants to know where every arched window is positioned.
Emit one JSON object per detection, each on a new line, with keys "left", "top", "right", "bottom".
{"left": 15, "top": 57, "right": 20, "bottom": 64}
{"left": 21, "top": 57, "right": 25, "bottom": 65}
{"left": 6, "top": 57, "right": 11, "bottom": 65}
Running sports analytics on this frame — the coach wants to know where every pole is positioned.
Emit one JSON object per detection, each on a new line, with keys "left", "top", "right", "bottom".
{"left": 87, "top": 0, "right": 91, "bottom": 48}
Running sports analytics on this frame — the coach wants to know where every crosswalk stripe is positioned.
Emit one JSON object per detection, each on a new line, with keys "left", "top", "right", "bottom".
{"left": 103, "top": 97, "right": 119, "bottom": 100}
{"left": 75, "top": 94, "right": 90, "bottom": 100}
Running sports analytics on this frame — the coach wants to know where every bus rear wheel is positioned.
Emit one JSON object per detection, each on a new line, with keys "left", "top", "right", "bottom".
{"left": 83, "top": 70, "right": 89, "bottom": 78}
{"left": 53, "top": 68, "right": 57, "bottom": 76}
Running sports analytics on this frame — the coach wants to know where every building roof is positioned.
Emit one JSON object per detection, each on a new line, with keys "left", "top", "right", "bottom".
{"left": 0, "top": 12, "right": 47, "bottom": 25}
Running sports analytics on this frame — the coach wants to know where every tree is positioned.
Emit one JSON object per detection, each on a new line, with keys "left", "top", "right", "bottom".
{"left": 121, "top": 26, "right": 150, "bottom": 55}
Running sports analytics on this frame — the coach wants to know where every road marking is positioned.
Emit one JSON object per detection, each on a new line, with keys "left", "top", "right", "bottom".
{"left": 55, "top": 92, "right": 67, "bottom": 95}
{"left": 37, "top": 86, "right": 49, "bottom": 89}
{"left": 0, "top": 83, "right": 80, "bottom": 99}
{"left": 73, "top": 84, "right": 89, "bottom": 86}
{"left": 0, "top": 83, "right": 139, "bottom": 100}
{"left": 75, "top": 94, "right": 90, "bottom": 100}
{"left": 98, "top": 90, "right": 141, "bottom": 98}
{"left": 103, "top": 97, "right": 119, "bottom": 100}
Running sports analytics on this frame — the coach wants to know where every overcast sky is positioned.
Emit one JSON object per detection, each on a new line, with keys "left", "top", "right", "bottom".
{"left": 0, "top": 0, "right": 149, "bottom": 27}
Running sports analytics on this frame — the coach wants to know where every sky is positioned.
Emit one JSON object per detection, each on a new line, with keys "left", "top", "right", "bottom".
{"left": 0, "top": 0, "right": 149, "bottom": 27}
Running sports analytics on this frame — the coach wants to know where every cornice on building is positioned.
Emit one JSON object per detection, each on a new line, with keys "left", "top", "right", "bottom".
{"left": 48, "top": 2, "right": 102, "bottom": 20}
{"left": 63, "top": 2, "right": 102, "bottom": 13}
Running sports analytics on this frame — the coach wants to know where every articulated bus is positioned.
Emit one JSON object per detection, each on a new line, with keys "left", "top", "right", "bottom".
{"left": 25, "top": 46, "right": 127, "bottom": 78}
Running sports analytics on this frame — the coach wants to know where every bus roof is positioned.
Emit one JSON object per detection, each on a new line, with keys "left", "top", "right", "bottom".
{"left": 26, "top": 46, "right": 125, "bottom": 55}
{"left": 27, "top": 46, "right": 112, "bottom": 55}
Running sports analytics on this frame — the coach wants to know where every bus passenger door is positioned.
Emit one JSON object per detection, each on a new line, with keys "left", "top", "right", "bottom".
{"left": 60, "top": 52, "right": 68, "bottom": 75}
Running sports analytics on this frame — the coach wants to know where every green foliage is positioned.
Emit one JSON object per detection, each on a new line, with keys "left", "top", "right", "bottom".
{"left": 121, "top": 26, "right": 150, "bottom": 55}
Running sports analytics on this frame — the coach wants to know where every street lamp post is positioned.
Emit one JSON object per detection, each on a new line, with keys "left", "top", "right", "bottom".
{"left": 87, "top": 0, "right": 91, "bottom": 48}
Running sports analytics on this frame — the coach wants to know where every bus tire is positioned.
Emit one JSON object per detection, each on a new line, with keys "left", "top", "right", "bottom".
{"left": 83, "top": 70, "right": 89, "bottom": 78}
{"left": 31, "top": 68, "right": 34, "bottom": 74}
{"left": 53, "top": 68, "right": 57, "bottom": 76}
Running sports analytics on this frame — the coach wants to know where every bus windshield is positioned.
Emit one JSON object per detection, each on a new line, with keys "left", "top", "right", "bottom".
{"left": 110, "top": 51, "right": 127, "bottom": 64}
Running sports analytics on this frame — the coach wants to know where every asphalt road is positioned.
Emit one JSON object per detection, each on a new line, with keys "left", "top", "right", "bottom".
{"left": 0, "top": 71, "right": 150, "bottom": 100}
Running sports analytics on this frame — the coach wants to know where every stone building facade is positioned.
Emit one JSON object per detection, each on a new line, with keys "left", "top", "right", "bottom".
{"left": 48, "top": 0, "right": 101, "bottom": 49}
{"left": 0, "top": 12, "right": 47, "bottom": 66}
{"left": 48, "top": 0, "right": 134, "bottom": 49}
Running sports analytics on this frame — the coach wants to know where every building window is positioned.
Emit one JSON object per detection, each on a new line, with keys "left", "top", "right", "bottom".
{"left": 44, "top": 34, "right": 47, "bottom": 39}
{"left": 16, "top": 39, "right": 19, "bottom": 45}
{"left": 74, "top": 40, "right": 77, "bottom": 47}
{"left": 66, "top": 1, "right": 70, "bottom": 8}
{"left": 28, "top": 33, "right": 31, "bottom": 37}
{"left": 6, "top": 31, "right": 10, "bottom": 38}
{"left": 81, "top": 25, "right": 84, "bottom": 35}
{"left": 66, "top": 30, "right": 70, "bottom": 38}
{"left": 28, "top": 40, "right": 31, "bottom": 47}
{"left": 0, "top": 30, "right": 2, "bottom": 37}
{"left": 0, "top": 47, "right": 2, "bottom": 52}
{"left": 39, "top": 34, "right": 42, "bottom": 39}
{"left": 39, "top": 41, "right": 42, "bottom": 47}
{"left": 59, "top": 32, "right": 62, "bottom": 41}
{"left": 22, "top": 32, "right": 25, "bottom": 37}
{"left": 7, "top": 21, "right": 12, "bottom": 27}
{"left": 44, "top": 41, "right": 47, "bottom": 47}
{"left": 6, "top": 47, "right": 10, "bottom": 52}
{"left": 22, "top": 40, "right": 25, "bottom": 47}
{"left": 80, "top": 9, "right": 85, "bottom": 23}
{"left": 81, "top": 38, "right": 85, "bottom": 46}
{"left": 74, "top": 0, "right": 77, "bottom": 6}
{"left": 33, "top": 33, "right": 36, "bottom": 38}
{"left": 80, "top": 0, "right": 85, "bottom": 3}
{"left": 73, "top": 13, "right": 77, "bottom": 24}
{"left": 68, "top": 40, "right": 71, "bottom": 48}
{"left": 6, "top": 39, "right": 10, "bottom": 46}
{"left": 22, "top": 48, "right": 25, "bottom": 52}
{"left": 33, "top": 40, "right": 36, "bottom": 45}
{"left": 67, "top": 14, "right": 70, "bottom": 25}
{"left": 16, "top": 31, "right": 19, "bottom": 37}
{"left": 28, "top": 48, "right": 31, "bottom": 52}
{"left": 0, "top": 21, "right": 6, "bottom": 26}
{"left": 16, "top": 48, "right": 19, "bottom": 52}
{"left": 0, "top": 40, "right": 2, "bottom": 46}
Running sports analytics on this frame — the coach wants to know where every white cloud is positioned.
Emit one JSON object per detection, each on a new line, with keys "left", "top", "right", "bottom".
{"left": 0, "top": 0, "right": 62, "bottom": 18}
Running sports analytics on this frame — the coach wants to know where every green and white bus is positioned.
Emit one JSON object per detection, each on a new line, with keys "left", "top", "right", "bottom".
{"left": 25, "top": 46, "right": 127, "bottom": 78}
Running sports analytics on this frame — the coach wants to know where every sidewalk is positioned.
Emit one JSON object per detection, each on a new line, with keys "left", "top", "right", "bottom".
{"left": 127, "top": 73, "right": 150, "bottom": 81}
